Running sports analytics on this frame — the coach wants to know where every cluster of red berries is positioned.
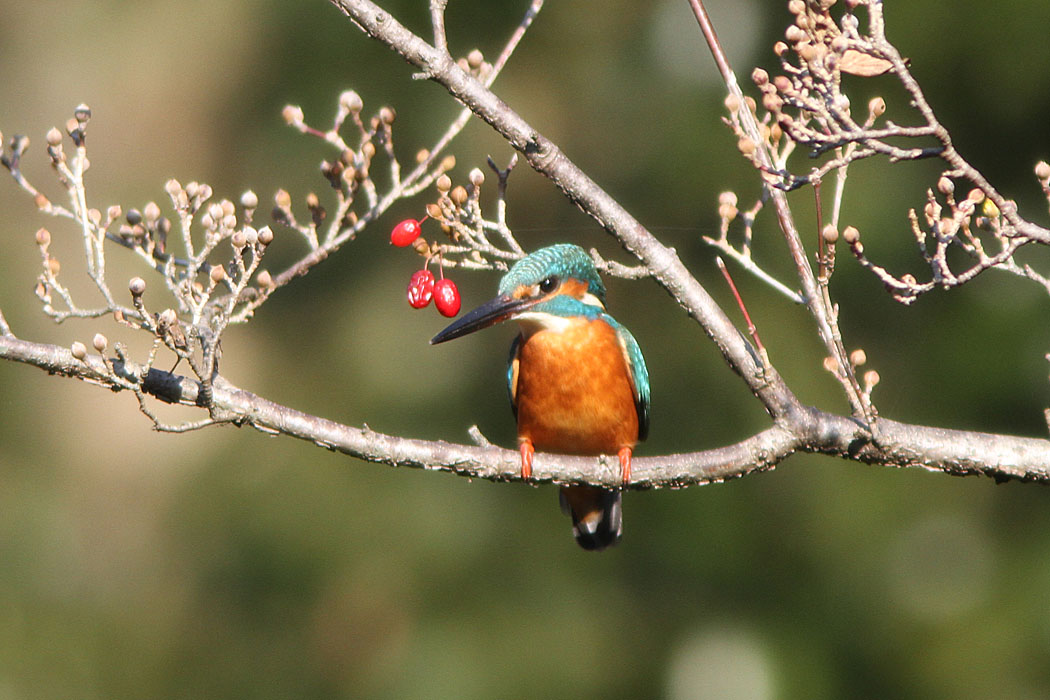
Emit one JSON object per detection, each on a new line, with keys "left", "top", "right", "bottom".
{"left": 405, "top": 268, "right": 460, "bottom": 316}
{"left": 390, "top": 217, "right": 461, "bottom": 318}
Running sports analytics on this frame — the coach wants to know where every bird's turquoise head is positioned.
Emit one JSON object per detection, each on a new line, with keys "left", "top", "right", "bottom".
{"left": 497, "top": 243, "right": 605, "bottom": 305}
{"left": 431, "top": 244, "right": 606, "bottom": 344}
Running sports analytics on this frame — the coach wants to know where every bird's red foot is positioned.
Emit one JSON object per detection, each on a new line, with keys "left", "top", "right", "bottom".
{"left": 618, "top": 446, "right": 633, "bottom": 486}
{"left": 519, "top": 439, "right": 534, "bottom": 481}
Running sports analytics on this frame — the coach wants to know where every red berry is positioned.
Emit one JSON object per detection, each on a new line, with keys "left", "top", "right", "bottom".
{"left": 433, "top": 278, "right": 461, "bottom": 317}
{"left": 390, "top": 218, "right": 421, "bottom": 247}
{"left": 407, "top": 269, "right": 435, "bottom": 309}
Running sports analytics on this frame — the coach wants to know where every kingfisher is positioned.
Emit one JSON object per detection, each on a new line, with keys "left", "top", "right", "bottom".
{"left": 431, "top": 244, "right": 650, "bottom": 550}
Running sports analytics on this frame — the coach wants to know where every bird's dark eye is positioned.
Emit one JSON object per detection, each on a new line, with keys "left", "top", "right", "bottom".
{"left": 539, "top": 276, "right": 558, "bottom": 294}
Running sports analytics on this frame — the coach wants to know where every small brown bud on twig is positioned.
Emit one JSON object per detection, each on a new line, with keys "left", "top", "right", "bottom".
{"left": 129, "top": 277, "right": 146, "bottom": 296}
{"left": 65, "top": 119, "right": 81, "bottom": 141}
{"left": 240, "top": 190, "right": 258, "bottom": 210}
{"left": 1036, "top": 161, "right": 1050, "bottom": 180}
{"left": 737, "top": 137, "right": 756, "bottom": 156}
{"left": 48, "top": 258, "right": 61, "bottom": 276}
{"left": 863, "top": 370, "right": 881, "bottom": 392}
{"left": 850, "top": 349, "right": 867, "bottom": 367}
{"left": 822, "top": 224, "right": 839, "bottom": 244}
{"left": 937, "top": 176, "right": 954, "bottom": 195}
{"left": 378, "top": 106, "right": 396, "bottom": 124}
{"left": 258, "top": 226, "right": 274, "bottom": 246}
{"left": 450, "top": 186, "right": 468, "bottom": 207}
{"left": 762, "top": 93, "right": 784, "bottom": 113}
{"left": 842, "top": 225, "right": 860, "bottom": 244}
{"left": 282, "top": 105, "right": 305, "bottom": 125}
{"left": 45, "top": 128, "right": 63, "bottom": 147}
{"left": 469, "top": 168, "right": 485, "bottom": 187}
{"left": 412, "top": 238, "right": 432, "bottom": 256}
{"left": 339, "top": 90, "right": 363, "bottom": 114}
{"left": 92, "top": 333, "right": 108, "bottom": 352}
{"left": 751, "top": 68, "right": 769, "bottom": 86}
{"left": 467, "top": 49, "right": 484, "bottom": 70}
{"left": 71, "top": 341, "right": 87, "bottom": 360}
{"left": 868, "top": 96, "right": 886, "bottom": 118}
{"left": 210, "top": 266, "right": 226, "bottom": 284}
{"left": 436, "top": 174, "right": 452, "bottom": 193}
{"left": 35, "top": 228, "right": 51, "bottom": 247}
{"left": 274, "top": 189, "right": 292, "bottom": 210}
{"left": 34, "top": 193, "right": 50, "bottom": 211}
{"left": 823, "top": 356, "right": 839, "bottom": 373}
{"left": 425, "top": 203, "right": 442, "bottom": 220}
{"left": 718, "top": 191, "right": 739, "bottom": 220}
{"left": 257, "top": 270, "right": 273, "bottom": 288}
{"left": 770, "top": 122, "right": 783, "bottom": 146}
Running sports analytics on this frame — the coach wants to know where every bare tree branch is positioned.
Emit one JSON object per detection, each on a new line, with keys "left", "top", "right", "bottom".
{"left": 3, "top": 310, "right": 1049, "bottom": 487}
{"left": 3, "top": 0, "right": 1049, "bottom": 499}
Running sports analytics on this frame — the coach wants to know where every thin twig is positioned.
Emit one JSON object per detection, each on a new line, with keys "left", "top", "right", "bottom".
{"left": 690, "top": 0, "right": 871, "bottom": 425}
{"left": 716, "top": 257, "right": 769, "bottom": 368}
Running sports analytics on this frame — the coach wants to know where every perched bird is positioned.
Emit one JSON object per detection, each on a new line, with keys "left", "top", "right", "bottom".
{"left": 431, "top": 244, "right": 650, "bottom": 550}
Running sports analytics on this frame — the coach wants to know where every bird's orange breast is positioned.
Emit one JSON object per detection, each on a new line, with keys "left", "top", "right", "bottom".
{"left": 514, "top": 317, "right": 638, "bottom": 456}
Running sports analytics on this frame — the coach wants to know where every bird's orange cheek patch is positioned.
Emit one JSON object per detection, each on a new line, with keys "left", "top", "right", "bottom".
{"left": 559, "top": 278, "right": 590, "bottom": 299}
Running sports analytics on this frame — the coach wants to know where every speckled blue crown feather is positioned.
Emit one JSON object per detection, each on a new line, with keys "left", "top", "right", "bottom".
{"left": 498, "top": 244, "right": 606, "bottom": 303}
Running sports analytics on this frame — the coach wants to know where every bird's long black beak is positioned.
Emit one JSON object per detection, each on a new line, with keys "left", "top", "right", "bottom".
{"left": 430, "top": 294, "right": 532, "bottom": 344}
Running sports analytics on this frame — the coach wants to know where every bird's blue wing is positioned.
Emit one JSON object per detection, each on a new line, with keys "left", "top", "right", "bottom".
{"left": 506, "top": 333, "right": 522, "bottom": 420}
{"left": 610, "top": 318, "right": 650, "bottom": 442}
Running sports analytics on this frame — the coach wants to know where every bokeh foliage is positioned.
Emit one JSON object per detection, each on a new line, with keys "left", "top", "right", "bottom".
{"left": 2, "top": 1, "right": 1050, "bottom": 698}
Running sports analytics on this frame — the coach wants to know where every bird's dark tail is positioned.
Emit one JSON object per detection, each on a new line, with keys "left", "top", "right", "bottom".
{"left": 559, "top": 486, "right": 622, "bottom": 551}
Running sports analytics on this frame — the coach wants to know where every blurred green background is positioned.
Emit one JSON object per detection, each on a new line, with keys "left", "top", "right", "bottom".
{"left": 3, "top": 1, "right": 1050, "bottom": 698}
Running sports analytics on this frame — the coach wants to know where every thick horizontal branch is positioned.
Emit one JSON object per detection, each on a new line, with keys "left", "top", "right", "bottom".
{"left": 3, "top": 334, "right": 1049, "bottom": 487}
